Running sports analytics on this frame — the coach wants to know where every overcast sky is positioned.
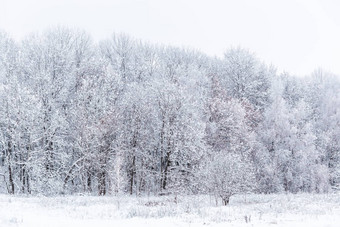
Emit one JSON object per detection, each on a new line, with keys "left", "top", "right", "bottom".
{"left": 0, "top": 0, "right": 340, "bottom": 76}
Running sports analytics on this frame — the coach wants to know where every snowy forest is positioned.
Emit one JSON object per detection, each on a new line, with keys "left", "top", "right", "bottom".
{"left": 0, "top": 27, "right": 339, "bottom": 203}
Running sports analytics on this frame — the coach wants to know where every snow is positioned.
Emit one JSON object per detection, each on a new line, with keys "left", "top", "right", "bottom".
{"left": 1, "top": 193, "right": 339, "bottom": 227}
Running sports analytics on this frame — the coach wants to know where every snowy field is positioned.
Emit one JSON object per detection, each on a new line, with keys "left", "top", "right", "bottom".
{"left": 1, "top": 193, "right": 340, "bottom": 227}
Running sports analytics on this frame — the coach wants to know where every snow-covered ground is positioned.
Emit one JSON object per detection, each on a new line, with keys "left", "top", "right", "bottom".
{"left": 1, "top": 193, "right": 340, "bottom": 227}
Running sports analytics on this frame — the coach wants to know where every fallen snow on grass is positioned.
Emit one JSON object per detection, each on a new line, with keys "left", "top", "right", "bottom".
{"left": 1, "top": 193, "right": 340, "bottom": 227}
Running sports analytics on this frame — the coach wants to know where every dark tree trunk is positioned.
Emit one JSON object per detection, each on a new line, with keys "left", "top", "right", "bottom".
{"left": 7, "top": 141, "right": 14, "bottom": 194}
{"left": 26, "top": 174, "right": 31, "bottom": 194}
{"left": 87, "top": 171, "right": 92, "bottom": 192}
{"left": 8, "top": 164, "right": 14, "bottom": 194}
{"left": 162, "top": 152, "right": 171, "bottom": 190}
{"left": 222, "top": 196, "right": 230, "bottom": 206}
{"left": 130, "top": 156, "right": 135, "bottom": 195}
{"left": 21, "top": 166, "right": 26, "bottom": 193}
{"left": 98, "top": 171, "right": 106, "bottom": 196}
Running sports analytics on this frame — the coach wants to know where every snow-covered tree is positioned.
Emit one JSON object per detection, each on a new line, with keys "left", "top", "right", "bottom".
{"left": 0, "top": 27, "right": 338, "bottom": 197}
{"left": 203, "top": 76, "right": 257, "bottom": 204}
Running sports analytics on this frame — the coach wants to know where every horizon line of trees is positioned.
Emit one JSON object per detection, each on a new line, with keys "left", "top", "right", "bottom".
{"left": 0, "top": 27, "right": 339, "bottom": 204}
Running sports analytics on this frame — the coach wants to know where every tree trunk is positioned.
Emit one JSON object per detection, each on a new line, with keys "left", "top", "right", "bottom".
{"left": 87, "top": 171, "right": 92, "bottom": 192}
{"left": 8, "top": 164, "right": 14, "bottom": 194}
{"left": 21, "top": 166, "right": 26, "bottom": 193}
{"left": 98, "top": 171, "right": 106, "bottom": 195}
{"left": 7, "top": 141, "right": 14, "bottom": 194}
{"left": 129, "top": 155, "right": 135, "bottom": 195}
{"left": 222, "top": 196, "right": 230, "bottom": 206}
{"left": 162, "top": 152, "right": 171, "bottom": 190}
{"left": 26, "top": 174, "right": 31, "bottom": 194}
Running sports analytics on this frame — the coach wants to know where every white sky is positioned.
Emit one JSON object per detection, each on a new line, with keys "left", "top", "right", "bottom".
{"left": 0, "top": 0, "right": 340, "bottom": 76}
